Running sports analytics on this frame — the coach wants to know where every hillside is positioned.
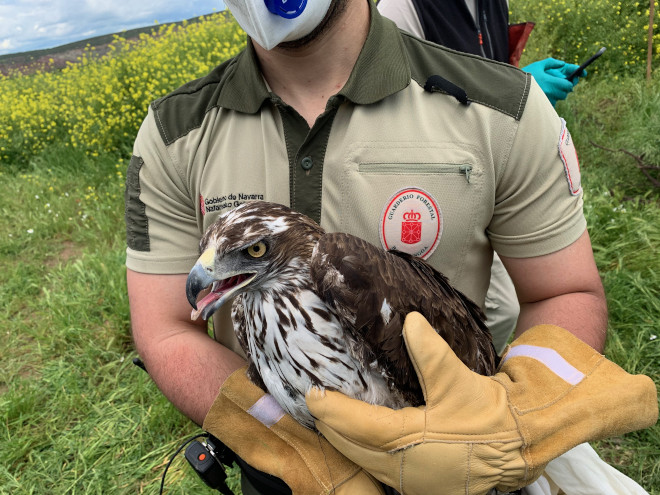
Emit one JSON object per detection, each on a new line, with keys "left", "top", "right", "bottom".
{"left": 0, "top": 11, "right": 227, "bottom": 75}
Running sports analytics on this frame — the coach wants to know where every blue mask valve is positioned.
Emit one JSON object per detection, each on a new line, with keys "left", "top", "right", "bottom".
{"left": 264, "top": 0, "right": 307, "bottom": 19}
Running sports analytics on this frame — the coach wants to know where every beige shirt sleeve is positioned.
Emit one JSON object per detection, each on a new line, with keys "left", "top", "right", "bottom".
{"left": 488, "top": 79, "right": 587, "bottom": 258}
{"left": 125, "top": 106, "right": 201, "bottom": 274}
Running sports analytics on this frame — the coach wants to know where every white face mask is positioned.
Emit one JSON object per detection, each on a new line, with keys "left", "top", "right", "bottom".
{"left": 225, "top": 0, "right": 333, "bottom": 50}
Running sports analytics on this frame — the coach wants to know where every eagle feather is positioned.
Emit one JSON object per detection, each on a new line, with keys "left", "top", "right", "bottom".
{"left": 186, "top": 201, "right": 496, "bottom": 428}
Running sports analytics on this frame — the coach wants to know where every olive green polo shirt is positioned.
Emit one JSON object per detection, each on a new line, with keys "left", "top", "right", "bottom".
{"left": 125, "top": 1, "right": 586, "bottom": 352}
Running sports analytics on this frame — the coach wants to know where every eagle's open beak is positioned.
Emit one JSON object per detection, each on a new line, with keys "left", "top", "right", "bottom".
{"left": 186, "top": 247, "right": 216, "bottom": 310}
{"left": 186, "top": 262, "right": 215, "bottom": 311}
{"left": 186, "top": 248, "right": 256, "bottom": 320}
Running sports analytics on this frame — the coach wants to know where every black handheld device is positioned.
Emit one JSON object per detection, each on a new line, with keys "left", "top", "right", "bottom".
{"left": 184, "top": 435, "right": 236, "bottom": 495}
{"left": 185, "top": 440, "right": 229, "bottom": 492}
{"left": 568, "top": 46, "right": 606, "bottom": 82}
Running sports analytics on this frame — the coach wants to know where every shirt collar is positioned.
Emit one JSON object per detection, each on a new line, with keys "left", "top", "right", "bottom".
{"left": 338, "top": 0, "right": 411, "bottom": 104}
{"left": 218, "top": 0, "right": 411, "bottom": 113}
{"left": 216, "top": 40, "right": 271, "bottom": 114}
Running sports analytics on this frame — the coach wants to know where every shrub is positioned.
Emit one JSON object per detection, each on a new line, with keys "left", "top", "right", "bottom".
{"left": 0, "top": 14, "right": 246, "bottom": 167}
{"left": 511, "top": 0, "right": 659, "bottom": 79}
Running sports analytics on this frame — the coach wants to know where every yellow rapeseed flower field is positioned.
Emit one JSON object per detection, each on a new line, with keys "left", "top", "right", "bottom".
{"left": 0, "top": 13, "right": 245, "bottom": 165}
{"left": 0, "top": 3, "right": 657, "bottom": 167}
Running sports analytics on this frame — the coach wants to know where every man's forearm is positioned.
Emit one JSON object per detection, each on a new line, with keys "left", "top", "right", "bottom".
{"left": 139, "top": 329, "right": 246, "bottom": 425}
{"left": 127, "top": 270, "right": 247, "bottom": 424}
{"left": 501, "top": 231, "right": 608, "bottom": 352}
{"left": 514, "top": 291, "right": 608, "bottom": 351}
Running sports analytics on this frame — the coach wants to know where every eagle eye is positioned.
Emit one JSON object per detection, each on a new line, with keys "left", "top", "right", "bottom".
{"left": 246, "top": 241, "right": 267, "bottom": 258}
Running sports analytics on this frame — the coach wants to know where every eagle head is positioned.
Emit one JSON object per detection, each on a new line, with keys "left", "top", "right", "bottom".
{"left": 186, "top": 201, "right": 324, "bottom": 320}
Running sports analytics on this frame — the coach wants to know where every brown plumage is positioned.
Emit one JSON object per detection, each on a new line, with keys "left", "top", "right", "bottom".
{"left": 186, "top": 201, "right": 496, "bottom": 428}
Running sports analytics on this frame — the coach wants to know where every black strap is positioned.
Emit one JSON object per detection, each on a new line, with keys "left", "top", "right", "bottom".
{"left": 424, "top": 75, "right": 470, "bottom": 105}
{"left": 235, "top": 455, "right": 292, "bottom": 494}
{"left": 206, "top": 435, "right": 292, "bottom": 494}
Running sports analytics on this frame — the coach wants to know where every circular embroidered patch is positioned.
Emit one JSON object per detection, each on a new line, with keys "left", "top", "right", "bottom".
{"left": 379, "top": 188, "right": 443, "bottom": 260}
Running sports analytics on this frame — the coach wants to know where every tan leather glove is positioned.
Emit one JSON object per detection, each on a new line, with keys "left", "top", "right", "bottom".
{"left": 203, "top": 366, "right": 385, "bottom": 495}
{"left": 307, "top": 312, "right": 658, "bottom": 495}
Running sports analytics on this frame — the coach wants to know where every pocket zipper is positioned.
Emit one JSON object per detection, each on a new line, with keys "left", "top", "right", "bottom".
{"left": 358, "top": 163, "right": 473, "bottom": 183}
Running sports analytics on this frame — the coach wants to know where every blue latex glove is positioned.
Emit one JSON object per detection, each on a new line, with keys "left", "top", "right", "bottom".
{"left": 522, "top": 57, "right": 586, "bottom": 106}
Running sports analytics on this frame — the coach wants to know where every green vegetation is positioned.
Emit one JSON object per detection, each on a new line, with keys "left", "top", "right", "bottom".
{"left": 0, "top": 149, "right": 242, "bottom": 494}
{"left": 0, "top": 14, "right": 245, "bottom": 165}
{"left": 557, "top": 77, "right": 660, "bottom": 488}
{"left": 512, "top": 0, "right": 660, "bottom": 78}
{"left": 1, "top": 2, "right": 658, "bottom": 494}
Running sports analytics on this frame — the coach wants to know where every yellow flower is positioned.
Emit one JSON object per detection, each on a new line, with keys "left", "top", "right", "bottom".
{"left": 0, "top": 13, "right": 244, "bottom": 165}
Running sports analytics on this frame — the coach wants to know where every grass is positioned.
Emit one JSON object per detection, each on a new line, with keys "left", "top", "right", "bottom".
{"left": 555, "top": 76, "right": 660, "bottom": 491}
{"left": 1, "top": 95, "right": 658, "bottom": 495}
{"left": 1, "top": 5, "right": 659, "bottom": 495}
{"left": 0, "top": 151, "right": 242, "bottom": 494}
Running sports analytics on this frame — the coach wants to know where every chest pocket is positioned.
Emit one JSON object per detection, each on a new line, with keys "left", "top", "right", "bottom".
{"left": 329, "top": 142, "right": 493, "bottom": 292}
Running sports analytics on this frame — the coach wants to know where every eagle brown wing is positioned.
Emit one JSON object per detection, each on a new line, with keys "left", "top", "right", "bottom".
{"left": 310, "top": 232, "right": 497, "bottom": 406}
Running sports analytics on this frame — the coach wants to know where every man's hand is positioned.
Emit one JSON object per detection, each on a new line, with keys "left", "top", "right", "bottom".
{"left": 307, "top": 313, "right": 658, "bottom": 495}
{"left": 522, "top": 57, "right": 585, "bottom": 105}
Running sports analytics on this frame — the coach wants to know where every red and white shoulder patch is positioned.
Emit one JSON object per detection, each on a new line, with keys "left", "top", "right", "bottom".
{"left": 558, "top": 118, "right": 582, "bottom": 196}
{"left": 379, "top": 188, "right": 443, "bottom": 260}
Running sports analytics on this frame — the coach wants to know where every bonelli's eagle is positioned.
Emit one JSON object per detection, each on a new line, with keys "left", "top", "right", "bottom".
{"left": 186, "top": 201, "right": 496, "bottom": 428}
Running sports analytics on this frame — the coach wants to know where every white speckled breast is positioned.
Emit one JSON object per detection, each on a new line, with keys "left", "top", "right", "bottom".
{"left": 238, "top": 288, "right": 403, "bottom": 428}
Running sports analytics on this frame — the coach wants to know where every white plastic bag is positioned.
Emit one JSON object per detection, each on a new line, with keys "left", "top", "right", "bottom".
{"left": 522, "top": 443, "right": 649, "bottom": 495}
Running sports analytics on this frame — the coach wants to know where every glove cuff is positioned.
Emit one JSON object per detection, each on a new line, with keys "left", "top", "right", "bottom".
{"left": 203, "top": 366, "right": 369, "bottom": 494}
{"left": 495, "top": 325, "right": 658, "bottom": 488}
